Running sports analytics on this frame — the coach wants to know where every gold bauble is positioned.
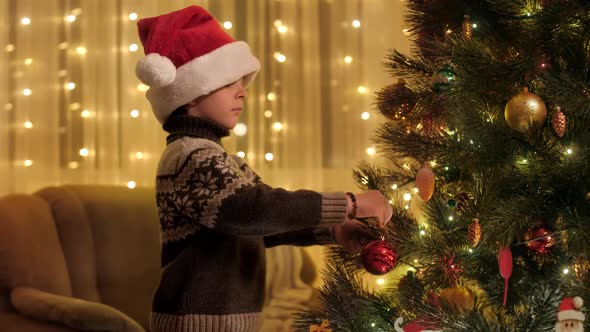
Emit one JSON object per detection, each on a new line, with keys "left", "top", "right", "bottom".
{"left": 504, "top": 87, "right": 547, "bottom": 133}
{"left": 439, "top": 287, "right": 475, "bottom": 313}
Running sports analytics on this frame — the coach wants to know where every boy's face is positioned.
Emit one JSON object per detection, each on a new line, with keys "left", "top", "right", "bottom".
{"left": 187, "top": 78, "right": 247, "bottom": 130}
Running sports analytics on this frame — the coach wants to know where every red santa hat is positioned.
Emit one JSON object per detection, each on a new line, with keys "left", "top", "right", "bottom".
{"left": 135, "top": 6, "right": 260, "bottom": 124}
{"left": 557, "top": 296, "right": 585, "bottom": 322}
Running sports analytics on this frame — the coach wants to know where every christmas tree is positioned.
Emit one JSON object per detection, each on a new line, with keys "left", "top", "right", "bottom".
{"left": 295, "top": 1, "right": 590, "bottom": 331}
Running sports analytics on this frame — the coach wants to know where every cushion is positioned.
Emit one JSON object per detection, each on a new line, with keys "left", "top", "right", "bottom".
{"left": 10, "top": 287, "right": 144, "bottom": 332}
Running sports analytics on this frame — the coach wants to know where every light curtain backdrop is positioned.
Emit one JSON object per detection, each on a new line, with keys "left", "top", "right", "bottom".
{"left": 0, "top": 0, "right": 409, "bottom": 195}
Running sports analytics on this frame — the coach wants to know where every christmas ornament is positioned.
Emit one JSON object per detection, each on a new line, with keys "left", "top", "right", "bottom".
{"left": 416, "top": 166, "right": 435, "bottom": 201}
{"left": 551, "top": 107, "right": 566, "bottom": 137}
{"left": 498, "top": 246, "right": 513, "bottom": 306}
{"left": 446, "top": 198, "right": 457, "bottom": 208}
{"left": 586, "top": 192, "right": 590, "bottom": 202}
{"left": 376, "top": 79, "right": 416, "bottom": 121}
{"left": 524, "top": 223, "right": 556, "bottom": 254}
{"left": 431, "top": 65, "right": 456, "bottom": 93}
{"left": 394, "top": 317, "right": 440, "bottom": 332}
{"left": 361, "top": 240, "right": 397, "bottom": 275}
{"left": 441, "top": 255, "right": 463, "bottom": 286}
{"left": 309, "top": 320, "right": 332, "bottom": 332}
{"left": 468, "top": 218, "right": 482, "bottom": 247}
{"left": 573, "top": 257, "right": 590, "bottom": 281}
{"left": 555, "top": 297, "right": 585, "bottom": 332}
{"left": 439, "top": 287, "right": 475, "bottom": 313}
{"left": 504, "top": 87, "right": 547, "bottom": 133}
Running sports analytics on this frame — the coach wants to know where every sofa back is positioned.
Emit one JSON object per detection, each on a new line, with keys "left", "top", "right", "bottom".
{"left": 36, "top": 185, "right": 161, "bottom": 328}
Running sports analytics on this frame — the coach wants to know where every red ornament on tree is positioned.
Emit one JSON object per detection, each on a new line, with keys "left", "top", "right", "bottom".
{"left": 468, "top": 218, "right": 482, "bottom": 247}
{"left": 361, "top": 240, "right": 397, "bottom": 275}
{"left": 525, "top": 223, "right": 556, "bottom": 255}
{"left": 416, "top": 166, "right": 435, "bottom": 201}
{"left": 551, "top": 107, "right": 566, "bottom": 137}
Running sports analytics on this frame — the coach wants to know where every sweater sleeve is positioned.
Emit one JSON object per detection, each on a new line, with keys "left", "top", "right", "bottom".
{"left": 263, "top": 226, "right": 337, "bottom": 247}
{"left": 168, "top": 147, "right": 348, "bottom": 236}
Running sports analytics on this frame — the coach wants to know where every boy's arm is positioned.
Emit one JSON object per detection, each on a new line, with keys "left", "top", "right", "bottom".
{"left": 263, "top": 226, "right": 337, "bottom": 248}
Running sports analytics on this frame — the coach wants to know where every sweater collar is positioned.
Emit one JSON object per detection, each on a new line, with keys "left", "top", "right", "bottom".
{"left": 163, "top": 115, "right": 230, "bottom": 145}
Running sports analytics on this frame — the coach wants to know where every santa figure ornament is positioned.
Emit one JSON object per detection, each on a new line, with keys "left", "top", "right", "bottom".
{"left": 555, "top": 296, "right": 585, "bottom": 332}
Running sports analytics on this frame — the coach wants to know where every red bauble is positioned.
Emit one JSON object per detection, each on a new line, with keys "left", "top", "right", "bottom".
{"left": 361, "top": 240, "right": 397, "bottom": 275}
{"left": 524, "top": 224, "right": 556, "bottom": 254}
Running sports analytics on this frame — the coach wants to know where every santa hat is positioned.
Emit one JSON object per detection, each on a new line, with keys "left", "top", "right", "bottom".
{"left": 135, "top": 6, "right": 260, "bottom": 124}
{"left": 557, "top": 296, "right": 585, "bottom": 322}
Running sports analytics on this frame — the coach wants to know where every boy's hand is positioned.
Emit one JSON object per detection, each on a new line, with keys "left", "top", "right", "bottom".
{"left": 354, "top": 190, "right": 393, "bottom": 229}
{"left": 332, "top": 220, "right": 377, "bottom": 254}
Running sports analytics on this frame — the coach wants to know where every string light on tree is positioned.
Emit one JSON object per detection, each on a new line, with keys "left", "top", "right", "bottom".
{"left": 130, "top": 109, "right": 140, "bottom": 118}
{"left": 65, "top": 82, "right": 76, "bottom": 90}
{"left": 265, "top": 153, "right": 274, "bottom": 161}
{"left": 129, "top": 43, "right": 139, "bottom": 52}
{"left": 24, "top": 160, "right": 33, "bottom": 167}
{"left": 135, "top": 152, "right": 144, "bottom": 159}
{"left": 237, "top": 151, "right": 246, "bottom": 158}
{"left": 267, "top": 92, "right": 276, "bottom": 101}
{"left": 344, "top": 55, "right": 353, "bottom": 64}
{"left": 351, "top": 19, "right": 361, "bottom": 28}
{"left": 137, "top": 84, "right": 149, "bottom": 92}
{"left": 24, "top": 58, "right": 33, "bottom": 65}
{"left": 81, "top": 110, "right": 91, "bottom": 118}
{"left": 21, "top": 17, "right": 31, "bottom": 25}
{"left": 65, "top": 15, "right": 76, "bottom": 22}
{"left": 264, "top": 110, "right": 272, "bottom": 118}
{"left": 403, "top": 193, "right": 412, "bottom": 201}
{"left": 5, "top": 44, "right": 15, "bottom": 52}
{"left": 127, "top": 181, "right": 136, "bottom": 189}
{"left": 24, "top": 121, "right": 33, "bottom": 129}
{"left": 79, "top": 148, "right": 89, "bottom": 157}
{"left": 361, "top": 112, "right": 370, "bottom": 120}
{"left": 128, "top": 13, "right": 138, "bottom": 21}
{"left": 273, "top": 52, "right": 286, "bottom": 63}
{"left": 223, "top": 21, "right": 232, "bottom": 30}
{"left": 23, "top": 88, "right": 32, "bottom": 96}
{"left": 272, "top": 122, "right": 283, "bottom": 131}
{"left": 357, "top": 86, "right": 368, "bottom": 94}
{"left": 366, "top": 147, "right": 376, "bottom": 155}
{"left": 76, "top": 46, "right": 87, "bottom": 55}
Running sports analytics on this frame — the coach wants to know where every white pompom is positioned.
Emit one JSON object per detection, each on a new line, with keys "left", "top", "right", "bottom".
{"left": 135, "top": 53, "right": 176, "bottom": 88}
{"left": 573, "top": 296, "right": 584, "bottom": 309}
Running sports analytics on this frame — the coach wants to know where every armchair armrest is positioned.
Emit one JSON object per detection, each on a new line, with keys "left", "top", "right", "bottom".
{"left": 10, "top": 287, "right": 144, "bottom": 332}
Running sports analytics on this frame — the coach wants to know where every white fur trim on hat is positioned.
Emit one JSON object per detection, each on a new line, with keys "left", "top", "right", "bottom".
{"left": 558, "top": 310, "right": 585, "bottom": 322}
{"left": 145, "top": 41, "right": 260, "bottom": 124}
{"left": 135, "top": 53, "right": 177, "bottom": 88}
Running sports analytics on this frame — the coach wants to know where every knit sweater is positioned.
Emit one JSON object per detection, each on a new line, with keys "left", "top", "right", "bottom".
{"left": 150, "top": 115, "right": 348, "bottom": 332}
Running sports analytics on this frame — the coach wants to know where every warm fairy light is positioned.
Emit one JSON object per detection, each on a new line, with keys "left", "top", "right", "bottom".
{"left": 223, "top": 21, "right": 232, "bottom": 30}
{"left": 472, "top": 23, "right": 478, "bottom": 28}
{"left": 366, "top": 147, "right": 376, "bottom": 155}
{"left": 127, "top": 181, "right": 136, "bottom": 189}
{"left": 405, "top": 205, "right": 410, "bottom": 210}
{"left": 274, "top": 20, "right": 283, "bottom": 28}
{"left": 79, "top": 148, "right": 89, "bottom": 157}
{"left": 361, "top": 112, "right": 370, "bottom": 120}
{"left": 277, "top": 25, "right": 288, "bottom": 33}
{"left": 265, "top": 153, "right": 274, "bottom": 161}
{"left": 76, "top": 46, "right": 87, "bottom": 55}
{"left": 65, "top": 15, "right": 76, "bottom": 22}
{"left": 65, "top": 82, "right": 76, "bottom": 90}
{"left": 376, "top": 278, "right": 385, "bottom": 285}
{"left": 391, "top": 184, "right": 398, "bottom": 190}
{"left": 129, "top": 44, "right": 139, "bottom": 52}
{"left": 70, "top": 103, "right": 80, "bottom": 110}
{"left": 448, "top": 216, "right": 454, "bottom": 221}
{"left": 81, "top": 110, "right": 91, "bottom": 118}
{"left": 403, "top": 28, "right": 411, "bottom": 35}
{"left": 351, "top": 19, "right": 361, "bottom": 28}
{"left": 128, "top": 13, "right": 138, "bottom": 21}
{"left": 68, "top": 161, "right": 79, "bottom": 169}
{"left": 24, "top": 160, "right": 33, "bottom": 167}
{"left": 267, "top": 92, "right": 276, "bottom": 101}
{"left": 130, "top": 109, "right": 140, "bottom": 118}
{"left": 413, "top": 188, "right": 419, "bottom": 193}
{"left": 403, "top": 193, "right": 412, "bottom": 201}
{"left": 21, "top": 17, "right": 31, "bottom": 25}
{"left": 357, "top": 86, "right": 368, "bottom": 94}
{"left": 272, "top": 122, "right": 283, "bottom": 131}
{"left": 24, "top": 58, "right": 33, "bottom": 65}
{"left": 5, "top": 44, "right": 15, "bottom": 52}
{"left": 344, "top": 55, "right": 353, "bottom": 63}
{"left": 23, "top": 88, "right": 32, "bottom": 96}
{"left": 419, "top": 229, "right": 426, "bottom": 235}
{"left": 237, "top": 151, "right": 246, "bottom": 158}
{"left": 264, "top": 110, "right": 272, "bottom": 118}
{"left": 273, "top": 52, "right": 286, "bottom": 63}
{"left": 24, "top": 121, "right": 33, "bottom": 128}
{"left": 135, "top": 152, "right": 144, "bottom": 159}
{"left": 469, "top": 248, "right": 473, "bottom": 253}
{"left": 234, "top": 123, "right": 247, "bottom": 136}
{"left": 58, "top": 42, "right": 69, "bottom": 50}
{"left": 137, "top": 83, "right": 149, "bottom": 92}
{"left": 414, "top": 259, "right": 419, "bottom": 263}
{"left": 446, "top": 29, "right": 452, "bottom": 34}
{"left": 563, "top": 268, "right": 569, "bottom": 275}
{"left": 566, "top": 148, "right": 573, "bottom": 155}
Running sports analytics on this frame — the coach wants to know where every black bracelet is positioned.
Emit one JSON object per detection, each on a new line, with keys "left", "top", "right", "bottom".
{"left": 345, "top": 192, "right": 357, "bottom": 219}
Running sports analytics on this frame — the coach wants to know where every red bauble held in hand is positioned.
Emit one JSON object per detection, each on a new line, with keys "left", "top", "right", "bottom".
{"left": 361, "top": 240, "right": 397, "bottom": 275}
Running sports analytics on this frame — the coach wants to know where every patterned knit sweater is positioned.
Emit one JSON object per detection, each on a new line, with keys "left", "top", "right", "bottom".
{"left": 150, "top": 115, "right": 348, "bottom": 332}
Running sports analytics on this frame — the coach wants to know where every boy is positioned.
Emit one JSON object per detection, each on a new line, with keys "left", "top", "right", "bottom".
{"left": 135, "top": 5, "right": 393, "bottom": 332}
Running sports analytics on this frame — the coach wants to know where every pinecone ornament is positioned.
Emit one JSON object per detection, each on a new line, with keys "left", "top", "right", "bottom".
{"left": 551, "top": 107, "right": 566, "bottom": 137}
{"left": 468, "top": 218, "right": 482, "bottom": 247}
